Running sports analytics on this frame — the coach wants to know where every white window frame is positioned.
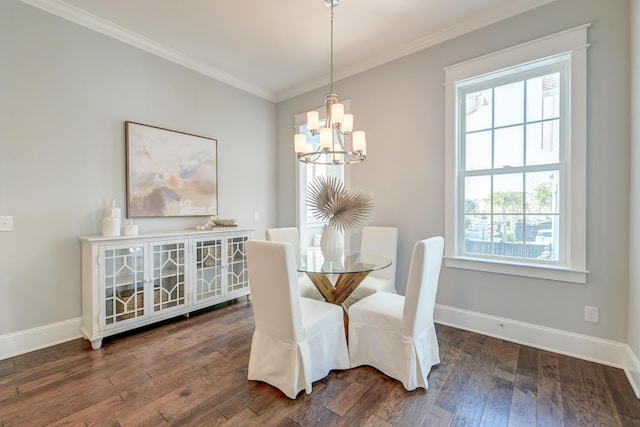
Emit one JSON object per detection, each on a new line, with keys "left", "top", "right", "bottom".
{"left": 444, "top": 25, "right": 590, "bottom": 283}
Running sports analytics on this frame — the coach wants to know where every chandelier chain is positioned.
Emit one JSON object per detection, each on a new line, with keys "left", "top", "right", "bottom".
{"left": 330, "top": 5, "right": 334, "bottom": 94}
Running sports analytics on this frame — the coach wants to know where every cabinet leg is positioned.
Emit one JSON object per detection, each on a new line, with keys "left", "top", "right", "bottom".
{"left": 246, "top": 294, "right": 252, "bottom": 302}
{"left": 90, "top": 339, "right": 103, "bottom": 350}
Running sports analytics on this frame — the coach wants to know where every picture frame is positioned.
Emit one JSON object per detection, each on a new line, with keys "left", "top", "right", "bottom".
{"left": 125, "top": 121, "right": 218, "bottom": 218}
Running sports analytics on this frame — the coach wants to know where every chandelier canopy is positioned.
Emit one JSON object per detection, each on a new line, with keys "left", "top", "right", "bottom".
{"left": 294, "top": 0, "right": 366, "bottom": 165}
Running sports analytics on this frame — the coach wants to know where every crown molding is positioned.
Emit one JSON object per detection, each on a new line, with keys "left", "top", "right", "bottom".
{"left": 20, "top": 0, "right": 555, "bottom": 104}
{"left": 20, "top": 0, "right": 278, "bottom": 102}
{"left": 276, "top": 0, "right": 557, "bottom": 102}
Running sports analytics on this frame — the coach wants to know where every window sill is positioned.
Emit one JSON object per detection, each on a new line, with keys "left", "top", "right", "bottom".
{"left": 444, "top": 256, "right": 588, "bottom": 284}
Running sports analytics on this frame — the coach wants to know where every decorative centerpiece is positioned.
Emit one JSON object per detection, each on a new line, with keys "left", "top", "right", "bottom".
{"left": 196, "top": 215, "right": 236, "bottom": 231}
{"left": 307, "top": 176, "right": 375, "bottom": 261}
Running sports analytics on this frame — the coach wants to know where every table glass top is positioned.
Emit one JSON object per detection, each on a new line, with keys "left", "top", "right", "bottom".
{"left": 298, "top": 247, "right": 391, "bottom": 274}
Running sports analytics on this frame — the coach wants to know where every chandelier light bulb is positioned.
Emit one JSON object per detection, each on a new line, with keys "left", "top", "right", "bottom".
{"left": 352, "top": 130, "right": 366, "bottom": 152}
{"left": 307, "top": 111, "right": 319, "bottom": 131}
{"left": 342, "top": 114, "right": 353, "bottom": 133}
{"left": 294, "top": 133, "right": 307, "bottom": 153}
{"left": 320, "top": 128, "right": 333, "bottom": 149}
{"left": 331, "top": 103, "right": 344, "bottom": 124}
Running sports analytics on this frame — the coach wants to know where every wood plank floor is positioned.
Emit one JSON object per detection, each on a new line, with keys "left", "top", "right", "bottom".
{"left": 1, "top": 299, "right": 639, "bottom": 426}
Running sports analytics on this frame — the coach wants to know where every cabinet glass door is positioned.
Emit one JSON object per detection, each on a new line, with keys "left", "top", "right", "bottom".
{"left": 226, "top": 235, "right": 249, "bottom": 293}
{"left": 103, "top": 245, "right": 145, "bottom": 326}
{"left": 151, "top": 241, "right": 186, "bottom": 314}
{"left": 194, "top": 238, "right": 224, "bottom": 303}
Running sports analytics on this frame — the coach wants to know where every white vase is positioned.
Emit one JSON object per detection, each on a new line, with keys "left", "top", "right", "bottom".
{"left": 320, "top": 223, "right": 344, "bottom": 261}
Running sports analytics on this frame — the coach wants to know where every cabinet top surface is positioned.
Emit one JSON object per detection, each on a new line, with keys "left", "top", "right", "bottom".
{"left": 78, "top": 227, "right": 255, "bottom": 243}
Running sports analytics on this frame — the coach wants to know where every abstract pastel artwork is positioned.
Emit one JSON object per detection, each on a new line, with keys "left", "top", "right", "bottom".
{"left": 125, "top": 121, "right": 217, "bottom": 217}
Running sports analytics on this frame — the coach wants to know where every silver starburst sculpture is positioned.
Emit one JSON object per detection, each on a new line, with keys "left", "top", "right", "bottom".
{"left": 307, "top": 176, "right": 375, "bottom": 233}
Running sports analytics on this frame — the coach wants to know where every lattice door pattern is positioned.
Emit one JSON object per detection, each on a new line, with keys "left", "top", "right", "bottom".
{"left": 152, "top": 242, "right": 186, "bottom": 312}
{"left": 227, "top": 236, "right": 249, "bottom": 292}
{"left": 195, "top": 239, "right": 223, "bottom": 301}
{"left": 104, "top": 246, "right": 145, "bottom": 325}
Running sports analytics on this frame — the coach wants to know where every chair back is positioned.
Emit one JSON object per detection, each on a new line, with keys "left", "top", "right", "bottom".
{"left": 402, "top": 236, "right": 444, "bottom": 337}
{"left": 265, "top": 227, "right": 301, "bottom": 254}
{"left": 361, "top": 226, "right": 398, "bottom": 281}
{"left": 246, "top": 240, "right": 304, "bottom": 343}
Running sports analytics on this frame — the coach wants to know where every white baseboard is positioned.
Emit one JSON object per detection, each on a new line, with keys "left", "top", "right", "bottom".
{"left": 0, "top": 317, "right": 83, "bottom": 360}
{"left": 434, "top": 304, "right": 640, "bottom": 398}
{"left": 625, "top": 345, "right": 640, "bottom": 398}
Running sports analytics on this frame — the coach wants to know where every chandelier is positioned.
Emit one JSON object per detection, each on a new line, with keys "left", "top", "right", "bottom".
{"left": 294, "top": 0, "right": 366, "bottom": 165}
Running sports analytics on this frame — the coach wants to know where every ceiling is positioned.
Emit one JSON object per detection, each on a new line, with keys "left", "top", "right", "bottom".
{"left": 22, "top": 0, "right": 554, "bottom": 102}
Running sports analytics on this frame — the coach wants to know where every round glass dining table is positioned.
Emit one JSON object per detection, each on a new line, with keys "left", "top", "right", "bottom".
{"left": 297, "top": 247, "right": 391, "bottom": 307}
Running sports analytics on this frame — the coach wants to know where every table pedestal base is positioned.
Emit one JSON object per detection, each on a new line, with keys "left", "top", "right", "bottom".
{"left": 305, "top": 271, "right": 370, "bottom": 338}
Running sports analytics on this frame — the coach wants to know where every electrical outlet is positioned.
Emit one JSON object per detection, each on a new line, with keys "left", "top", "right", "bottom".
{"left": 584, "top": 305, "right": 599, "bottom": 323}
{"left": 0, "top": 216, "right": 13, "bottom": 232}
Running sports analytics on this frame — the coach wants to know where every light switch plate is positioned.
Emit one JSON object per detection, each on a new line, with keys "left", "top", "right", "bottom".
{"left": 0, "top": 216, "right": 13, "bottom": 231}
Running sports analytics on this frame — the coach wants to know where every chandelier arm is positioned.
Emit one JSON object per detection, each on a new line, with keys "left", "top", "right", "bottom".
{"left": 297, "top": 149, "right": 365, "bottom": 165}
{"left": 334, "top": 128, "right": 345, "bottom": 149}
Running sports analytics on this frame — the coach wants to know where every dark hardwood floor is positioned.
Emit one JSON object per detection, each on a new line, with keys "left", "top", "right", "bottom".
{"left": 1, "top": 299, "right": 639, "bottom": 426}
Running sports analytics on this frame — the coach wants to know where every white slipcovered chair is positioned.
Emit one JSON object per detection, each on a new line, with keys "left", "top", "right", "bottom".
{"left": 245, "top": 240, "right": 349, "bottom": 399}
{"left": 348, "top": 236, "right": 444, "bottom": 391}
{"left": 344, "top": 226, "right": 398, "bottom": 307}
{"left": 265, "top": 227, "right": 324, "bottom": 300}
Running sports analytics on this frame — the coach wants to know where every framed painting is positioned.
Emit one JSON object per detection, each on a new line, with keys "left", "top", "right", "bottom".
{"left": 125, "top": 121, "right": 218, "bottom": 217}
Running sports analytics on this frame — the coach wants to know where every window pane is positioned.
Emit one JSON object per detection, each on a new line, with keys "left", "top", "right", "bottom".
{"left": 525, "top": 213, "right": 559, "bottom": 261}
{"left": 527, "top": 73, "right": 560, "bottom": 122}
{"left": 526, "top": 171, "right": 558, "bottom": 214}
{"left": 493, "top": 173, "right": 523, "bottom": 214}
{"left": 465, "top": 175, "right": 491, "bottom": 214}
{"left": 526, "top": 121, "right": 559, "bottom": 165}
{"left": 466, "top": 90, "right": 492, "bottom": 132}
{"left": 494, "top": 125, "right": 524, "bottom": 168}
{"left": 494, "top": 81, "right": 524, "bottom": 127}
{"left": 542, "top": 73, "right": 560, "bottom": 120}
{"left": 526, "top": 76, "right": 544, "bottom": 122}
{"left": 465, "top": 215, "right": 491, "bottom": 241}
{"left": 465, "top": 131, "right": 492, "bottom": 170}
{"left": 495, "top": 214, "right": 522, "bottom": 243}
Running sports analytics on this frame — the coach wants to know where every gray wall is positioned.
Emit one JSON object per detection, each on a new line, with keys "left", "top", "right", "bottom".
{"left": 276, "top": 0, "right": 631, "bottom": 342}
{"left": 0, "top": 1, "right": 275, "bottom": 335}
{"left": 629, "top": 0, "right": 640, "bottom": 377}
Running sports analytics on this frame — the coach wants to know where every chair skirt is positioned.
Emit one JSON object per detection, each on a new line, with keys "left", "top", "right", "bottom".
{"left": 248, "top": 298, "right": 349, "bottom": 398}
{"left": 348, "top": 292, "right": 440, "bottom": 391}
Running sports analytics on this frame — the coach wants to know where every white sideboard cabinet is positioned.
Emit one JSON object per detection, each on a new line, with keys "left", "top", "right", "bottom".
{"left": 79, "top": 228, "right": 254, "bottom": 349}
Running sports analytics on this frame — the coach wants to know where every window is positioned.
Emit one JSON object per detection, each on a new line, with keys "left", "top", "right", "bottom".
{"left": 444, "top": 25, "right": 589, "bottom": 283}
{"left": 461, "top": 66, "right": 563, "bottom": 262}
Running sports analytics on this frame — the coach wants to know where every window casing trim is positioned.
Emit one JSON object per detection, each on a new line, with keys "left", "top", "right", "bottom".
{"left": 444, "top": 24, "right": 590, "bottom": 283}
